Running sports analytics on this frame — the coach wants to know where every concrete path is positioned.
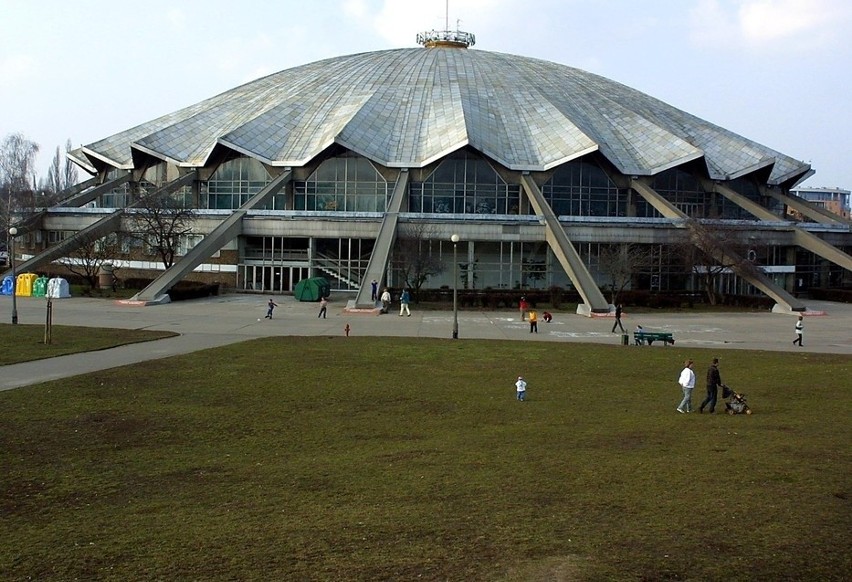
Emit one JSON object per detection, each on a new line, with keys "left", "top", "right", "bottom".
{"left": 1, "top": 293, "right": 850, "bottom": 391}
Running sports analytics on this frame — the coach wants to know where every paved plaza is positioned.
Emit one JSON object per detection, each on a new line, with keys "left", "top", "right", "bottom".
{"left": 1, "top": 293, "right": 850, "bottom": 391}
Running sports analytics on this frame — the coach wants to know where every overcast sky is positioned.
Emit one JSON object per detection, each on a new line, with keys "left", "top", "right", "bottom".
{"left": 1, "top": 0, "right": 850, "bottom": 189}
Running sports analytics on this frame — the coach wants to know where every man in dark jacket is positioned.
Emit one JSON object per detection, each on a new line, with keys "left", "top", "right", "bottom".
{"left": 700, "top": 357, "right": 722, "bottom": 413}
{"left": 611, "top": 303, "right": 625, "bottom": 333}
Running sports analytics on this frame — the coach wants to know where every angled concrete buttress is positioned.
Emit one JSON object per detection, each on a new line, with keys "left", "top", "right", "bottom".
{"left": 761, "top": 186, "right": 847, "bottom": 225}
{"left": 520, "top": 174, "right": 609, "bottom": 315}
{"left": 792, "top": 229, "right": 852, "bottom": 272}
{"left": 53, "top": 176, "right": 99, "bottom": 205}
{"left": 352, "top": 170, "right": 409, "bottom": 309}
{"left": 712, "top": 183, "right": 852, "bottom": 274}
{"left": 59, "top": 173, "right": 132, "bottom": 207}
{"left": 3, "top": 213, "right": 123, "bottom": 279}
{"left": 131, "top": 170, "right": 292, "bottom": 304}
{"left": 631, "top": 179, "right": 806, "bottom": 311}
{"left": 0, "top": 170, "right": 190, "bottom": 280}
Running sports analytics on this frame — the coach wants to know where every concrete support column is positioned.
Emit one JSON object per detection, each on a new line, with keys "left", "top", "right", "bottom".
{"left": 308, "top": 237, "right": 316, "bottom": 278}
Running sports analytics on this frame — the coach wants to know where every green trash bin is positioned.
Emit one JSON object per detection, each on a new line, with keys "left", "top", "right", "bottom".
{"left": 32, "top": 275, "right": 49, "bottom": 297}
{"left": 621, "top": 333, "right": 629, "bottom": 346}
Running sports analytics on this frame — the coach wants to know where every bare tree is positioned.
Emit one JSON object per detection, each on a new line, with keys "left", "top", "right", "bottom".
{"left": 63, "top": 139, "right": 78, "bottom": 191}
{"left": 46, "top": 146, "right": 63, "bottom": 196}
{"left": 45, "top": 140, "right": 79, "bottom": 198}
{"left": 521, "top": 257, "right": 546, "bottom": 289}
{"left": 393, "top": 223, "right": 444, "bottom": 298}
{"left": 129, "top": 191, "right": 196, "bottom": 269}
{"left": 599, "top": 243, "right": 656, "bottom": 303}
{"left": 57, "top": 231, "right": 121, "bottom": 289}
{"left": 459, "top": 258, "right": 479, "bottom": 289}
{"left": 677, "top": 219, "right": 762, "bottom": 305}
{"left": 0, "top": 133, "right": 40, "bottom": 233}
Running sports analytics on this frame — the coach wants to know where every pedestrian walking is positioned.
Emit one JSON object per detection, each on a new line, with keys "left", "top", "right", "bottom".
{"left": 399, "top": 288, "right": 411, "bottom": 316}
{"left": 611, "top": 303, "right": 625, "bottom": 333}
{"left": 699, "top": 357, "right": 722, "bottom": 413}
{"left": 318, "top": 296, "right": 328, "bottom": 319}
{"left": 380, "top": 288, "right": 391, "bottom": 314}
{"left": 515, "top": 375, "right": 527, "bottom": 401}
{"left": 370, "top": 279, "right": 378, "bottom": 301}
{"left": 519, "top": 296, "right": 529, "bottom": 321}
{"left": 793, "top": 315, "right": 804, "bottom": 346}
{"left": 265, "top": 298, "right": 278, "bottom": 319}
{"left": 529, "top": 310, "right": 538, "bottom": 333}
{"left": 676, "top": 359, "right": 695, "bottom": 413}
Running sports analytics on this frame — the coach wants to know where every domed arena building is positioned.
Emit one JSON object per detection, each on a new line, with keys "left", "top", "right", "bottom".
{"left": 9, "top": 29, "right": 852, "bottom": 312}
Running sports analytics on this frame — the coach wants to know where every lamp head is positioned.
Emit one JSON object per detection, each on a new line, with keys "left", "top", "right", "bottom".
{"left": 8, "top": 227, "right": 17, "bottom": 236}
{"left": 450, "top": 234, "right": 459, "bottom": 243}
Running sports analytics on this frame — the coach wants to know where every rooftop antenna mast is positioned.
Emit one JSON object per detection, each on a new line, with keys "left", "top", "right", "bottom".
{"left": 416, "top": 0, "right": 476, "bottom": 48}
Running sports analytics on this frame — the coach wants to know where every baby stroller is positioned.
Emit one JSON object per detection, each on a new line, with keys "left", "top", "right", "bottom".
{"left": 722, "top": 384, "right": 752, "bottom": 415}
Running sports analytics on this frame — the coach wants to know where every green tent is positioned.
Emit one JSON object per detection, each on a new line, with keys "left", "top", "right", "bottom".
{"left": 293, "top": 277, "right": 330, "bottom": 302}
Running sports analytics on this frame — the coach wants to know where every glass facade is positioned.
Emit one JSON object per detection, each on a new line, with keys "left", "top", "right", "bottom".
{"left": 542, "top": 161, "right": 626, "bottom": 217}
{"left": 48, "top": 147, "right": 846, "bottom": 300}
{"left": 238, "top": 235, "right": 374, "bottom": 292}
{"left": 724, "top": 178, "right": 778, "bottom": 219}
{"left": 408, "top": 153, "right": 520, "bottom": 214}
{"left": 207, "top": 158, "right": 271, "bottom": 210}
{"left": 294, "top": 156, "right": 388, "bottom": 212}
{"left": 649, "top": 169, "right": 707, "bottom": 218}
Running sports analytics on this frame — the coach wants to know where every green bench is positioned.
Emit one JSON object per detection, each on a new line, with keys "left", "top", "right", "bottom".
{"left": 633, "top": 331, "right": 675, "bottom": 346}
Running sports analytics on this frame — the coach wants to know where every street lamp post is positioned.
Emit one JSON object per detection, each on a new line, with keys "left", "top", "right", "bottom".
{"left": 451, "top": 234, "right": 459, "bottom": 339}
{"left": 9, "top": 226, "right": 18, "bottom": 325}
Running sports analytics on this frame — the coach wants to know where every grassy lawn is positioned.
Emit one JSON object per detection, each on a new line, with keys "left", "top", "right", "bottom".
{"left": 1, "top": 337, "right": 849, "bottom": 581}
{"left": 0, "top": 324, "right": 178, "bottom": 365}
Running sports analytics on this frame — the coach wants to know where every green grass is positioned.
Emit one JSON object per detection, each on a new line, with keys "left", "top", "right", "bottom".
{"left": 1, "top": 337, "right": 849, "bottom": 581}
{"left": 0, "top": 324, "right": 178, "bottom": 365}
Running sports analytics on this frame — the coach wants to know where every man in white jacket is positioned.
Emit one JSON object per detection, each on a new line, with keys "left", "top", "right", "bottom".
{"left": 677, "top": 360, "right": 695, "bottom": 413}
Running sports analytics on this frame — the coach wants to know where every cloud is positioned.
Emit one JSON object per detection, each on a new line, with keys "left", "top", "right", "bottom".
{"left": 0, "top": 54, "right": 36, "bottom": 86}
{"left": 738, "top": 0, "right": 848, "bottom": 43}
{"left": 689, "top": 0, "right": 852, "bottom": 50}
{"left": 341, "top": 0, "right": 370, "bottom": 19}
{"left": 166, "top": 8, "right": 187, "bottom": 31}
{"left": 209, "top": 32, "right": 277, "bottom": 77}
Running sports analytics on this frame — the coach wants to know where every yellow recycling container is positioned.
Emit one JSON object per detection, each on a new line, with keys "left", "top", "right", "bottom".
{"left": 15, "top": 273, "right": 38, "bottom": 297}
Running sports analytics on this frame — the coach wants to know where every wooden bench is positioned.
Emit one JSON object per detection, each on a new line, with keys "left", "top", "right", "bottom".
{"left": 634, "top": 331, "right": 675, "bottom": 346}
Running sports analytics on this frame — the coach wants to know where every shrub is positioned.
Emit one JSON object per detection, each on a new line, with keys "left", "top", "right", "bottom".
{"left": 808, "top": 287, "right": 852, "bottom": 303}
{"left": 168, "top": 281, "right": 220, "bottom": 301}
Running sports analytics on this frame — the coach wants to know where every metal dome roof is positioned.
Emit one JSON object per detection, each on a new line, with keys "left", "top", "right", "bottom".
{"left": 77, "top": 47, "right": 810, "bottom": 185}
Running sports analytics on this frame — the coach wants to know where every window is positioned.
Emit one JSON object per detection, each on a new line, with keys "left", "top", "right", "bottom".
{"left": 543, "top": 161, "right": 625, "bottom": 217}
{"left": 207, "top": 158, "right": 271, "bottom": 209}
{"left": 294, "top": 156, "right": 388, "bottom": 212}
{"left": 48, "top": 230, "right": 74, "bottom": 244}
{"left": 409, "top": 153, "right": 519, "bottom": 214}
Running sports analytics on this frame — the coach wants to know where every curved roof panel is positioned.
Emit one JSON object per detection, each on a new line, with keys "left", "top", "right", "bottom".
{"left": 80, "top": 47, "right": 810, "bottom": 184}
